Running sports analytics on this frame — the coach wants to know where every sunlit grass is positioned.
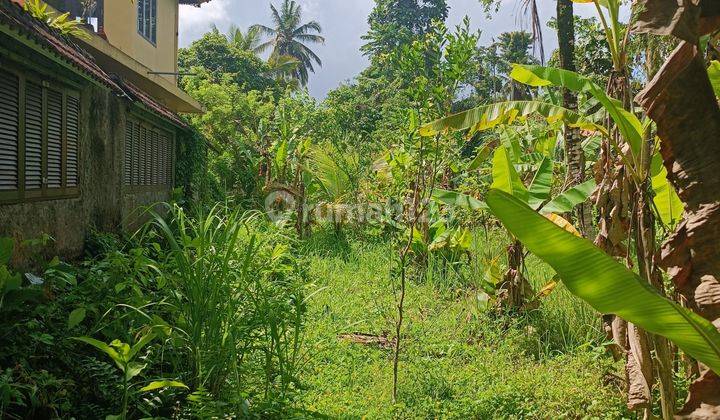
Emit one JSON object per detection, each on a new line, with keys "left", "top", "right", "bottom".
{"left": 293, "top": 226, "right": 627, "bottom": 418}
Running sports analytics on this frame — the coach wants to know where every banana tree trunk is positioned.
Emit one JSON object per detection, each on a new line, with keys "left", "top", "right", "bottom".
{"left": 637, "top": 41, "right": 720, "bottom": 419}
{"left": 592, "top": 67, "right": 675, "bottom": 415}
{"left": 633, "top": 1, "right": 720, "bottom": 416}
{"left": 498, "top": 240, "right": 534, "bottom": 310}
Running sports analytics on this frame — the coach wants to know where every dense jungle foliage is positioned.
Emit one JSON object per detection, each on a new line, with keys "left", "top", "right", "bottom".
{"left": 4, "top": 0, "right": 720, "bottom": 418}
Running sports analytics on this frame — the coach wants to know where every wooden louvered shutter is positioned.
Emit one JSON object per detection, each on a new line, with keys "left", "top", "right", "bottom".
{"left": 46, "top": 89, "right": 63, "bottom": 188}
{"left": 132, "top": 121, "right": 140, "bottom": 185}
{"left": 140, "top": 125, "right": 150, "bottom": 185}
{"left": 160, "top": 133, "right": 167, "bottom": 185}
{"left": 25, "top": 82, "right": 43, "bottom": 190}
{"left": 0, "top": 70, "right": 19, "bottom": 192}
{"left": 151, "top": 130, "right": 159, "bottom": 185}
{"left": 124, "top": 120, "right": 133, "bottom": 185}
{"left": 167, "top": 134, "right": 173, "bottom": 185}
{"left": 66, "top": 95, "right": 79, "bottom": 187}
{"left": 157, "top": 132, "right": 164, "bottom": 185}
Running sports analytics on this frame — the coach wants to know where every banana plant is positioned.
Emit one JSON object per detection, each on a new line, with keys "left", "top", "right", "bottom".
{"left": 409, "top": 201, "right": 472, "bottom": 265}
{"left": 485, "top": 189, "right": 720, "bottom": 377}
{"left": 74, "top": 332, "right": 187, "bottom": 420}
{"left": 423, "top": 66, "right": 683, "bottom": 229}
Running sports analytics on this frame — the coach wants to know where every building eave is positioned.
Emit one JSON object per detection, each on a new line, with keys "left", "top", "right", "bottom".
{"left": 178, "top": 0, "right": 213, "bottom": 6}
{"left": 76, "top": 32, "right": 204, "bottom": 114}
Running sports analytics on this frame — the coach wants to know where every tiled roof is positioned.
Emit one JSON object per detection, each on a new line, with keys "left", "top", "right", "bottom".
{"left": 116, "top": 78, "right": 187, "bottom": 128}
{"left": 0, "top": 0, "right": 121, "bottom": 90}
{"left": 0, "top": 0, "right": 188, "bottom": 129}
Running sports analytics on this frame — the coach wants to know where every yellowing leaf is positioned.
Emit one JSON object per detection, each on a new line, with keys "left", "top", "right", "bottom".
{"left": 536, "top": 279, "right": 559, "bottom": 298}
{"left": 545, "top": 213, "right": 582, "bottom": 237}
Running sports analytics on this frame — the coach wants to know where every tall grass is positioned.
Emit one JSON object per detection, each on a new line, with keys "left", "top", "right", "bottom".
{"left": 140, "top": 204, "right": 308, "bottom": 408}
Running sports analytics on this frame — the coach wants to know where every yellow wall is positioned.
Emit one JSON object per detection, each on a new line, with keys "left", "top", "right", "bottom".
{"left": 102, "top": 0, "right": 179, "bottom": 85}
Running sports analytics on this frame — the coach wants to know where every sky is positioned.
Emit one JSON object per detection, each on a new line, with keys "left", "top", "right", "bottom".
{"left": 178, "top": 0, "right": 601, "bottom": 99}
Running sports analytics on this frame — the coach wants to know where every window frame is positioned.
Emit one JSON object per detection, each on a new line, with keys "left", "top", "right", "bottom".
{"left": 137, "top": 0, "right": 158, "bottom": 46}
{"left": 123, "top": 114, "right": 175, "bottom": 194}
{"left": 0, "top": 64, "right": 81, "bottom": 205}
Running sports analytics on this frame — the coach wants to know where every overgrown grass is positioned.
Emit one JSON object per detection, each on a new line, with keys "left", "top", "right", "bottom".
{"left": 293, "top": 226, "right": 628, "bottom": 418}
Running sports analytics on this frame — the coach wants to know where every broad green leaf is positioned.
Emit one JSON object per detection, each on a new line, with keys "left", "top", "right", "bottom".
{"left": 110, "top": 339, "right": 131, "bottom": 359}
{"left": 140, "top": 380, "right": 189, "bottom": 392}
{"left": 73, "top": 337, "right": 123, "bottom": 365}
{"left": 541, "top": 179, "right": 596, "bottom": 214}
{"left": 491, "top": 147, "right": 528, "bottom": 203}
{"left": 0, "top": 237, "right": 13, "bottom": 266}
{"left": 67, "top": 308, "right": 86, "bottom": 329}
{"left": 510, "top": 65, "right": 643, "bottom": 160}
{"left": 129, "top": 332, "right": 156, "bottom": 361}
{"left": 467, "top": 144, "right": 492, "bottom": 170}
{"left": 528, "top": 157, "right": 553, "bottom": 209}
{"left": 452, "top": 228, "right": 473, "bottom": 250}
{"left": 432, "top": 189, "right": 488, "bottom": 210}
{"left": 274, "top": 139, "right": 288, "bottom": 173}
{"left": 708, "top": 61, "right": 720, "bottom": 98}
{"left": 486, "top": 189, "right": 720, "bottom": 375}
{"left": 651, "top": 155, "right": 684, "bottom": 227}
{"left": 500, "top": 129, "right": 522, "bottom": 162}
{"left": 125, "top": 362, "right": 146, "bottom": 381}
{"left": 419, "top": 101, "right": 604, "bottom": 137}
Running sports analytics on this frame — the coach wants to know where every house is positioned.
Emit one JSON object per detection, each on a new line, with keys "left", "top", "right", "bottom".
{"left": 0, "top": 0, "right": 211, "bottom": 263}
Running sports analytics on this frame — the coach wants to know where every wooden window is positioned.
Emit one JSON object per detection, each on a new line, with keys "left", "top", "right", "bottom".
{"left": 25, "top": 82, "right": 42, "bottom": 191}
{"left": 66, "top": 96, "right": 79, "bottom": 187}
{"left": 0, "top": 68, "right": 80, "bottom": 204}
{"left": 0, "top": 70, "right": 19, "bottom": 194}
{"left": 123, "top": 117, "right": 173, "bottom": 190}
{"left": 137, "top": 0, "right": 157, "bottom": 45}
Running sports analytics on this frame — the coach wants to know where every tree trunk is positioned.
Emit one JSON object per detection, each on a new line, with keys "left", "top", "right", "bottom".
{"left": 498, "top": 240, "right": 534, "bottom": 310}
{"left": 556, "top": 0, "right": 589, "bottom": 233}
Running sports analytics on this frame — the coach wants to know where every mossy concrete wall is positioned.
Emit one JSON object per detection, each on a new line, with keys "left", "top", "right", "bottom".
{"left": 0, "top": 67, "right": 174, "bottom": 266}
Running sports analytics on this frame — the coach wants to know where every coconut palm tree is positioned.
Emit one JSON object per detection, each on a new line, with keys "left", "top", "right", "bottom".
{"left": 225, "top": 24, "right": 264, "bottom": 53}
{"left": 251, "top": 0, "right": 325, "bottom": 86}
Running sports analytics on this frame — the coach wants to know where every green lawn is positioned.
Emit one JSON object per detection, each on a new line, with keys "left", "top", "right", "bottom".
{"left": 291, "top": 229, "right": 628, "bottom": 419}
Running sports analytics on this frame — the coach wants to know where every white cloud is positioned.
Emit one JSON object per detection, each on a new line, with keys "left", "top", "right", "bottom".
{"left": 179, "top": 1, "right": 233, "bottom": 47}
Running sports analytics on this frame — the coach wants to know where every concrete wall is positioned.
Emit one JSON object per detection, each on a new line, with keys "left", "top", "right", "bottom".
{"left": 0, "top": 62, "right": 176, "bottom": 266}
{"left": 103, "top": 0, "right": 179, "bottom": 85}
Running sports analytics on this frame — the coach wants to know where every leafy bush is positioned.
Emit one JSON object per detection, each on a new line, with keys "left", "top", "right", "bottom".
{"left": 0, "top": 203, "right": 310, "bottom": 418}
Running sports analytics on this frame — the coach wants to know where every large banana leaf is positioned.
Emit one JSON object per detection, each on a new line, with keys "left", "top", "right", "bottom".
{"left": 528, "top": 157, "right": 553, "bottom": 209}
{"left": 491, "top": 147, "right": 528, "bottom": 203}
{"left": 486, "top": 189, "right": 720, "bottom": 374}
{"left": 467, "top": 143, "right": 492, "bottom": 171}
{"left": 540, "top": 179, "right": 596, "bottom": 214}
{"left": 419, "top": 101, "right": 605, "bottom": 137}
{"left": 510, "top": 65, "right": 643, "bottom": 160}
{"left": 432, "top": 189, "right": 488, "bottom": 210}
{"left": 651, "top": 154, "right": 684, "bottom": 227}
